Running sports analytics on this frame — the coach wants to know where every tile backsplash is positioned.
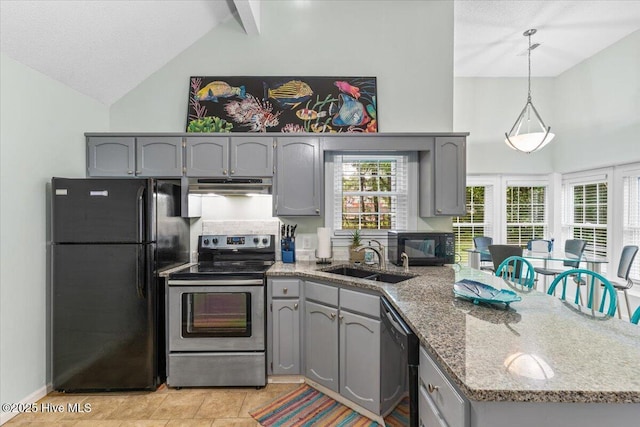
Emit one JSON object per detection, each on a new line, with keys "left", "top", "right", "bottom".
{"left": 202, "top": 219, "right": 280, "bottom": 236}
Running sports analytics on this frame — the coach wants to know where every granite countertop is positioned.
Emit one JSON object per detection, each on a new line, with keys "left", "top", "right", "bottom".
{"left": 267, "top": 261, "right": 640, "bottom": 404}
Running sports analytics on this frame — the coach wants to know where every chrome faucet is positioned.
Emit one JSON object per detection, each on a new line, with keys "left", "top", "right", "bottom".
{"left": 369, "top": 240, "right": 386, "bottom": 269}
{"left": 401, "top": 252, "right": 410, "bottom": 272}
{"left": 355, "top": 245, "right": 385, "bottom": 269}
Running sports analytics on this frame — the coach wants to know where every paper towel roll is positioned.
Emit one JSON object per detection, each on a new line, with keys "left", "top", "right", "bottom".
{"left": 316, "top": 227, "right": 332, "bottom": 259}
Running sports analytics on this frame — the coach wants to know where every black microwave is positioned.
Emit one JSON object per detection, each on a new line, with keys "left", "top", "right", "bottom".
{"left": 388, "top": 231, "right": 455, "bottom": 266}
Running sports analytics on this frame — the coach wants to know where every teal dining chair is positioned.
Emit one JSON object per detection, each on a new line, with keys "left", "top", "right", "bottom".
{"left": 496, "top": 256, "right": 536, "bottom": 288}
{"left": 631, "top": 306, "right": 640, "bottom": 325}
{"left": 548, "top": 269, "right": 618, "bottom": 317}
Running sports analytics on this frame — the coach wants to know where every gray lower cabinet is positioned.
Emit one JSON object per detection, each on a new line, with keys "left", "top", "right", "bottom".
{"left": 304, "top": 299, "right": 339, "bottom": 392}
{"left": 339, "top": 309, "right": 381, "bottom": 414}
{"left": 271, "top": 299, "right": 300, "bottom": 375}
{"left": 185, "top": 136, "right": 273, "bottom": 177}
{"left": 433, "top": 136, "right": 466, "bottom": 215}
{"left": 419, "top": 345, "right": 469, "bottom": 427}
{"left": 275, "top": 138, "right": 321, "bottom": 216}
{"left": 87, "top": 136, "right": 183, "bottom": 177}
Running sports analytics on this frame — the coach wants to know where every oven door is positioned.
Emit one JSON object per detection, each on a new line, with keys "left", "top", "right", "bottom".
{"left": 167, "top": 280, "right": 265, "bottom": 352}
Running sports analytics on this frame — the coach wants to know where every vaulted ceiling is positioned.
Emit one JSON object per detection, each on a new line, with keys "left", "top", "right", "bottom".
{"left": 2, "top": 0, "right": 639, "bottom": 105}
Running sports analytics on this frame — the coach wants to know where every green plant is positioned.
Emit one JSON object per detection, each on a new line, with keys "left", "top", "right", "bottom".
{"left": 187, "top": 116, "right": 233, "bottom": 133}
{"left": 350, "top": 229, "right": 362, "bottom": 247}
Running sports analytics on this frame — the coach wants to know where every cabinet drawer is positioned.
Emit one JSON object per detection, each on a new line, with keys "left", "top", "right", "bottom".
{"left": 419, "top": 346, "right": 468, "bottom": 427}
{"left": 271, "top": 278, "right": 300, "bottom": 297}
{"left": 304, "top": 280, "right": 338, "bottom": 306}
{"left": 419, "top": 384, "right": 447, "bottom": 427}
{"left": 339, "top": 288, "right": 380, "bottom": 319}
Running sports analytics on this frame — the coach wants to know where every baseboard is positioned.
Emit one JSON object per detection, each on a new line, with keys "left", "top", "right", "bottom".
{"left": 304, "top": 378, "right": 386, "bottom": 426}
{"left": 267, "top": 375, "right": 305, "bottom": 384}
{"left": 0, "top": 384, "right": 49, "bottom": 426}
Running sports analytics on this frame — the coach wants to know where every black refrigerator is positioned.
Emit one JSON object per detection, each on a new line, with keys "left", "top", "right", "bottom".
{"left": 51, "top": 178, "right": 189, "bottom": 391}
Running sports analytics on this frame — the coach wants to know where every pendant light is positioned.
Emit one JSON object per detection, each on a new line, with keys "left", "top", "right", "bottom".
{"left": 505, "top": 29, "right": 554, "bottom": 153}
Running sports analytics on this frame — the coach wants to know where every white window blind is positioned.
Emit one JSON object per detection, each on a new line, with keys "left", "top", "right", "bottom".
{"left": 563, "top": 181, "right": 608, "bottom": 260}
{"left": 453, "top": 185, "right": 493, "bottom": 264}
{"left": 623, "top": 174, "right": 640, "bottom": 280}
{"left": 505, "top": 186, "right": 548, "bottom": 246}
{"left": 333, "top": 154, "right": 408, "bottom": 231}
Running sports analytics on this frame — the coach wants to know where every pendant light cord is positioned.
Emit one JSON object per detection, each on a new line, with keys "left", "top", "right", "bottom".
{"left": 527, "top": 31, "right": 532, "bottom": 102}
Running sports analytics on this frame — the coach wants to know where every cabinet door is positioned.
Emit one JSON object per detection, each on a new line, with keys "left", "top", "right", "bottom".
{"left": 339, "top": 310, "right": 381, "bottom": 414}
{"left": 185, "top": 137, "right": 229, "bottom": 177}
{"left": 136, "top": 137, "right": 183, "bottom": 177}
{"left": 87, "top": 136, "right": 135, "bottom": 176}
{"left": 305, "top": 300, "right": 339, "bottom": 392}
{"left": 434, "top": 137, "right": 466, "bottom": 215}
{"left": 275, "top": 138, "right": 321, "bottom": 216}
{"left": 230, "top": 137, "right": 274, "bottom": 177}
{"left": 272, "top": 299, "right": 300, "bottom": 375}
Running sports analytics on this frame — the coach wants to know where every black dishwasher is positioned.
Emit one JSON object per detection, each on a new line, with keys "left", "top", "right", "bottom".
{"left": 381, "top": 297, "right": 419, "bottom": 427}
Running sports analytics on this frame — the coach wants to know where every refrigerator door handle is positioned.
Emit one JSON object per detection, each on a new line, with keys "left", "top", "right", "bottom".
{"left": 136, "top": 185, "right": 145, "bottom": 243}
{"left": 136, "top": 245, "right": 146, "bottom": 299}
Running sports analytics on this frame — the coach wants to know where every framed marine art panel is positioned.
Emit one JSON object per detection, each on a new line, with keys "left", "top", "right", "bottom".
{"left": 186, "top": 76, "right": 377, "bottom": 133}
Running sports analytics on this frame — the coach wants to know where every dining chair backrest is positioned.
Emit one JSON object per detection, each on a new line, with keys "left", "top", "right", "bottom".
{"left": 617, "top": 245, "right": 638, "bottom": 282}
{"left": 495, "top": 256, "right": 536, "bottom": 288}
{"left": 473, "top": 236, "right": 493, "bottom": 262}
{"left": 631, "top": 306, "right": 640, "bottom": 325}
{"left": 563, "top": 239, "right": 587, "bottom": 268}
{"left": 528, "top": 239, "right": 552, "bottom": 253}
{"left": 488, "top": 245, "right": 523, "bottom": 272}
{"left": 548, "top": 269, "right": 617, "bottom": 317}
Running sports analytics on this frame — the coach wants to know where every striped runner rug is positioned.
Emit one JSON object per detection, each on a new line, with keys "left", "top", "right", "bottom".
{"left": 249, "top": 384, "right": 378, "bottom": 426}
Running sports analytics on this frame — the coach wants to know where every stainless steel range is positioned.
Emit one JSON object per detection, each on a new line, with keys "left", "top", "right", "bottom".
{"left": 166, "top": 234, "right": 275, "bottom": 387}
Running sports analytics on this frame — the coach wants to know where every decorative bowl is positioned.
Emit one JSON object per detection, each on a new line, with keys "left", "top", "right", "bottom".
{"left": 453, "top": 279, "right": 522, "bottom": 308}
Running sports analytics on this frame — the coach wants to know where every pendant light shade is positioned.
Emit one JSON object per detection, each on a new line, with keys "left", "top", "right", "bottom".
{"left": 505, "top": 29, "right": 555, "bottom": 153}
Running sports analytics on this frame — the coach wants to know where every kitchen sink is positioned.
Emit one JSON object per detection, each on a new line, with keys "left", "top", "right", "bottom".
{"left": 321, "top": 266, "right": 416, "bottom": 284}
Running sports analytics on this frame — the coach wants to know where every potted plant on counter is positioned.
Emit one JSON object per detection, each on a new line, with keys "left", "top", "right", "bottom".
{"left": 349, "top": 229, "right": 365, "bottom": 264}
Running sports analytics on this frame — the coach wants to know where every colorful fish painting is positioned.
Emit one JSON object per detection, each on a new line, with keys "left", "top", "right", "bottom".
{"left": 264, "top": 80, "right": 313, "bottom": 109}
{"left": 332, "top": 94, "right": 371, "bottom": 126}
{"left": 334, "top": 81, "right": 360, "bottom": 99}
{"left": 224, "top": 95, "right": 281, "bottom": 132}
{"left": 195, "top": 81, "right": 246, "bottom": 102}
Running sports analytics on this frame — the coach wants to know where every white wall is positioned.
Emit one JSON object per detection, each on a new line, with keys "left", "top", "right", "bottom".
{"left": 454, "top": 77, "right": 555, "bottom": 174}
{"left": 109, "top": 0, "right": 455, "bottom": 132}
{"left": 552, "top": 30, "right": 640, "bottom": 172}
{"left": 0, "top": 53, "right": 108, "bottom": 418}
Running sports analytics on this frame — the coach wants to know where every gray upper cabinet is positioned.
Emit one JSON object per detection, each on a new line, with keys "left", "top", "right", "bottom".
{"left": 185, "top": 137, "right": 228, "bottom": 177}
{"left": 275, "top": 138, "right": 321, "bottom": 216}
{"left": 185, "top": 136, "right": 273, "bottom": 177}
{"left": 339, "top": 309, "right": 381, "bottom": 414}
{"left": 231, "top": 137, "right": 274, "bottom": 177}
{"left": 136, "top": 137, "right": 183, "bottom": 177}
{"left": 87, "top": 136, "right": 182, "bottom": 177}
{"left": 87, "top": 136, "right": 135, "bottom": 176}
{"left": 433, "top": 137, "right": 466, "bottom": 216}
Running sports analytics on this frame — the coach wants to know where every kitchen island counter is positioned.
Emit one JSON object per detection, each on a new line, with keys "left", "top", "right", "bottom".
{"left": 267, "top": 262, "right": 640, "bottom": 405}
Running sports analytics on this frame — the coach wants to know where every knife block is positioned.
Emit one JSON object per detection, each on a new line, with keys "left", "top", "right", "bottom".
{"left": 281, "top": 238, "right": 295, "bottom": 263}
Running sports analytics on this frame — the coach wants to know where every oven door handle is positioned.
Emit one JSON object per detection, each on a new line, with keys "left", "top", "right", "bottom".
{"left": 167, "top": 279, "right": 264, "bottom": 286}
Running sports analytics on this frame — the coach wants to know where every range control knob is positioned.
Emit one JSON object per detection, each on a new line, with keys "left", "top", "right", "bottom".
{"left": 212, "top": 238, "right": 218, "bottom": 244}
{"left": 253, "top": 237, "right": 259, "bottom": 244}
{"left": 262, "top": 238, "right": 268, "bottom": 244}
{"left": 203, "top": 239, "right": 210, "bottom": 245}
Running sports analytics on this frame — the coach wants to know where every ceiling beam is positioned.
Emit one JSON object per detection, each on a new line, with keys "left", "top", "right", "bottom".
{"left": 233, "top": 0, "right": 261, "bottom": 36}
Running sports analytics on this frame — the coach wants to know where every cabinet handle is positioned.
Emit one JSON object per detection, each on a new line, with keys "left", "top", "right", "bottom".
{"left": 223, "top": 169, "right": 228, "bottom": 175}
{"left": 135, "top": 170, "right": 141, "bottom": 174}
{"left": 231, "top": 169, "right": 235, "bottom": 174}
{"left": 294, "top": 303, "right": 298, "bottom": 310}
{"left": 339, "top": 315, "right": 344, "bottom": 322}
{"left": 127, "top": 171, "right": 133, "bottom": 174}
{"left": 330, "top": 313, "right": 336, "bottom": 320}
{"left": 427, "top": 383, "right": 439, "bottom": 394}
{"left": 282, "top": 287, "right": 288, "bottom": 294}
{"left": 315, "top": 209, "right": 320, "bottom": 213}
{"left": 436, "top": 209, "right": 442, "bottom": 214}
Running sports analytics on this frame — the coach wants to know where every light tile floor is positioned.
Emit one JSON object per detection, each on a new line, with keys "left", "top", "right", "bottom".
{"left": 5, "top": 383, "right": 300, "bottom": 427}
